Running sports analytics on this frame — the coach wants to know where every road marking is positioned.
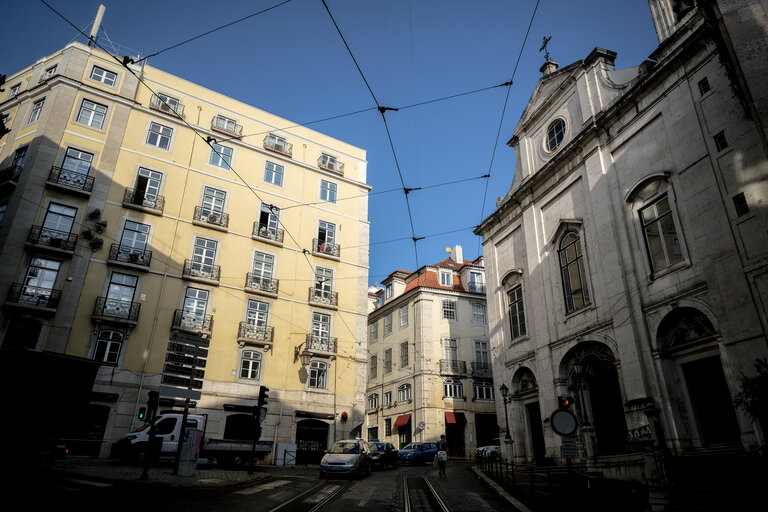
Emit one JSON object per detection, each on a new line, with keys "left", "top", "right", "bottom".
{"left": 236, "top": 479, "right": 291, "bottom": 495}
{"left": 305, "top": 484, "right": 341, "bottom": 503}
{"left": 64, "top": 478, "right": 114, "bottom": 488}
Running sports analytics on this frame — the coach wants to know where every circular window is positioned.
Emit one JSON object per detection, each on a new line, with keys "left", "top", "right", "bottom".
{"left": 546, "top": 119, "right": 566, "bottom": 152}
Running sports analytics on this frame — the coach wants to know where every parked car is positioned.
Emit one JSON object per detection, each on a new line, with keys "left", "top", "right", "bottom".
{"left": 397, "top": 442, "right": 438, "bottom": 465}
{"left": 370, "top": 442, "right": 398, "bottom": 469}
{"left": 475, "top": 444, "right": 501, "bottom": 460}
{"left": 319, "top": 439, "right": 372, "bottom": 478}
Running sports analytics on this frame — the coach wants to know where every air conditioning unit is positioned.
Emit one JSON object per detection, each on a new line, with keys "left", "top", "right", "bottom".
{"left": 208, "top": 213, "right": 220, "bottom": 223}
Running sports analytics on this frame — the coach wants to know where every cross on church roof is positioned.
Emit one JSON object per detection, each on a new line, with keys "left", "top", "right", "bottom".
{"left": 540, "top": 36, "right": 552, "bottom": 62}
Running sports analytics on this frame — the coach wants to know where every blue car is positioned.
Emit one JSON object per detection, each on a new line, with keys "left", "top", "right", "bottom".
{"left": 397, "top": 442, "right": 438, "bottom": 465}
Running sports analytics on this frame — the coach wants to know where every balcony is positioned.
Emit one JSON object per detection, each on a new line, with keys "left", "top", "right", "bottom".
{"left": 237, "top": 322, "right": 274, "bottom": 348}
{"left": 172, "top": 309, "right": 213, "bottom": 335}
{"left": 46, "top": 166, "right": 94, "bottom": 197}
{"left": 318, "top": 156, "right": 344, "bottom": 175}
{"left": 123, "top": 188, "right": 165, "bottom": 215}
{"left": 440, "top": 359, "right": 467, "bottom": 376}
{"left": 107, "top": 243, "right": 152, "bottom": 269}
{"left": 468, "top": 282, "right": 486, "bottom": 294}
{"left": 305, "top": 333, "right": 337, "bottom": 357}
{"left": 471, "top": 362, "right": 492, "bottom": 378}
{"left": 26, "top": 225, "right": 77, "bottom": 254}
{"left": 0, "top": 165, "right": 22, "bottom": 192}
{"left": 252, "top": 222, "right": 284, "bottom": 246}
{"left": 313, "top": 238, "right": 340, "bottom": 260}
{"left": 211, "top": 115, "right": 243, "bottom": 138}
{"left": 309, "top": 288, "right": 338, "bottom": 309}
{"left": 193, "top": 206, "right": 229, "bottom": 231}
{"left": 244, "top": 273, "right": 279, "bottom": 297}
{"left": 6, "top": 283, "right": 62, "bottom": 312}
{"left": 183, "top": 259, "right": 220, "bottom": 285}
{"left": 150, "top": 94, "right": 185, "bottom": 118}
{"left": 263, "top": 135, "right": 292, "bottom": 157}
{"left": 92, "top": 297, "right": 141, "bottom": 325}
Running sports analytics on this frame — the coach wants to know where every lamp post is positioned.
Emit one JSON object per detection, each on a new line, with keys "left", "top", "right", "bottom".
{"left": 499, "top": 383, "right": 512, "bottom": 440}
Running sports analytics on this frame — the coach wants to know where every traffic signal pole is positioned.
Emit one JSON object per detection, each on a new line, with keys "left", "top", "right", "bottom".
{"left": 249, "top": 386, "right": 269, "bottom": 475}
{"left": 172, "top": 395, "right": 192, "bottom": 475}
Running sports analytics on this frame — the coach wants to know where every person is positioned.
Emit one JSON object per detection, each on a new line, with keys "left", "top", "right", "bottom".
{"left": 436, "top": 434, "right": 448, "bottom": 477}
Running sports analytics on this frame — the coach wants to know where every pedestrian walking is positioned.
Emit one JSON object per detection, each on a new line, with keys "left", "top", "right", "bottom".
{"left": 436, "top": 434, "right": 448, "bottom": 477}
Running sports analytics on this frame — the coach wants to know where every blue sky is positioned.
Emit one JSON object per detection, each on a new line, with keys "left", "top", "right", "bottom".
{"left": 3, "top": 1, "right": 658, "bottom": 285}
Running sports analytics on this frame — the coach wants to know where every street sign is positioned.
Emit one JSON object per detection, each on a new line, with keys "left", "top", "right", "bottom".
{"left": 417, "top": 421, "right": 425, "bottom": 430}
{"left": 159, "top": 385, "right": 202, "bottom": 400}
{"left": 169, "top": 330, "right": 211, "bottom": 347}
{"left": 167, "top": 341, "right": 208, "bottom": 358}
{"left": 164, "top": 363, "right": 205, "bottom": 379}
{"left": 165, "top": 352, "right": 207, "bottom": 368}
{"left": 162, "top": 374, "right": 203, "bottom": 389}
{"left": 560, "top": 437, "right": 579, "bottom": 458}
{"left": 550, "top": 409, "right": 578, "bottom": 437}
{"left": 159, "top": 397, "right": 197, "bottom": 408}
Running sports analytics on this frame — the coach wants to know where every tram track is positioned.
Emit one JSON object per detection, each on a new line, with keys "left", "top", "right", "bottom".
{"left": 266, "top": 479, "right": 352, "bottom": 512}
{"left": 404, "top": 474, "right": 449, "bottom": 512}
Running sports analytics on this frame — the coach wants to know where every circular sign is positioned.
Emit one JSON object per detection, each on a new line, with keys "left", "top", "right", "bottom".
{"left": 550, "top": 409, "right": 578, "bottom": 437}
{"left": 417, "top": 421, "right": 426, "bottom": 430}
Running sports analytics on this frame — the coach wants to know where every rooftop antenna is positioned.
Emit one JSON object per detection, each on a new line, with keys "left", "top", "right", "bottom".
{"left": 88, "top": 5, "right": 106, "bottom": 47}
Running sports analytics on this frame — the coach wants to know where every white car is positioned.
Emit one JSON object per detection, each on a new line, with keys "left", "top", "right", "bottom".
{"left": 475, "top": 445, "right": 501, "bottom": 460}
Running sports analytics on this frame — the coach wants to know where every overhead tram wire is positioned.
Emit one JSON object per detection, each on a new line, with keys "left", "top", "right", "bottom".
{"left": 477, "top": 0, "right": 542, "bottom": 256}
{"left": 320, "top": 0, "right": 420, "bottom": 270}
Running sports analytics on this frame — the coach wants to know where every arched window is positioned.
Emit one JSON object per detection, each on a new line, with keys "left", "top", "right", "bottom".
{"left": 444, "top": 378, "right": 463, "bottom": 398}
{"left": 546, "top": 119, "right": 566, "bottom": 152}
{"left": 397, "top": 384, "right": 412, "bottom": 402}
{"left": 367, "top": 393, "right": 379, "bottom": 410}
{"left": 240, "top": 350, "right": 261, "bottom": 379}
{"left": 559, "top": 231, "right": 590, "bottom": 313}
{"left": 94, "top": 330, "right": 124, "bottom": 364}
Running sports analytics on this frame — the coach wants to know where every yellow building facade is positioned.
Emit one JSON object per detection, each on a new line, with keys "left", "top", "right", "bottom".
{"left": 0, "top": 42, "right": 370, "bottom": 462}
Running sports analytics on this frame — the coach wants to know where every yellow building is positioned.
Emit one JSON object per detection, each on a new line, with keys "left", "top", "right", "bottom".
{"left": 0, "top": 42, "right": 370, "bottom": 462}
{"left": 366, "top": 245, "right": 497, "bottom": 458}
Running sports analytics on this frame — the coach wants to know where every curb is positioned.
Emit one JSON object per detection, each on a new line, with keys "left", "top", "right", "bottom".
{"left": 470, "top": 466, "right": 533, "bottom": 512}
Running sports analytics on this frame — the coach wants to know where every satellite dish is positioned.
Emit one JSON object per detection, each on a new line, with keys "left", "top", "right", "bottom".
{"left": 446, "top": 247, "right": 452, "bottom": 253}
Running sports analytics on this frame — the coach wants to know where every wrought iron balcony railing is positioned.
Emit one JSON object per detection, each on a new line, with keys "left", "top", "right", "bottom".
{"left": 440, "top": 359, "right": 467, "bottom": 375}
{"left": 263, "top": 135, "right": 292, "bottom": 157}
{"left": 108, "top": 243, "right": 152, "bottom": 267}
{"left": 27, "top": 225, "right": 78, "bottom": 251}
{"left": 123, "top": 188, "right": 165, "bottom": 213}
{"left": 93, "top": 297, "right": 141, "bottom": 322}
{"left": 245, "top": 273, "right": 279, "bottom": 295}
{"left": 7, "top": 283, "right": 62, "bottom": 309}
{"left": 309, "top": 287, "right": 338, "bottom": 308}
{"left": 318, "top": 156, "right": 344, "bottom": 175}
{"left": 468, "top": 282, "right": 486, "bottom": 294}
{"left": 253, "top": 222, "right": 284, "bottom": 244}
{"left": 183, "top": 259, "right": 220, "bottom": 283}
{"left": 0, "top": 165, "right": 22, "bottom": 185}
{"left": 150, "top": 94, "right": 185, "bottom": 117}
{"left": 237, "top": 322, "right": 274, "bottom": 344}
{"left": 211, "top": 115, "right": 243, "bottom": 138}
{"left": 471, "top": 362, "right": 492, "bottom": 378}
{"left": 47, "top": 166, "right": 94, "bottom": 193}
{"left": 313, "top": 238, "right": 340, "bottom": 258}
{"left": 172, "top": 309, "right": 213, "bottom": 333}
{"left": 193, "top": 206, "right": 229, "bottom": 229}
{"left": 305, "top": 334, "right": 338, "bottom": 354}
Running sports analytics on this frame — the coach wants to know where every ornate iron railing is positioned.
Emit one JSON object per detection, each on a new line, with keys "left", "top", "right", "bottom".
{"left": 253, "top": 222, "right": 284, "bottom": 243}
{"left": 47, "top": 166, "right": 94, "bottom": 193}
{"left": 440, "top": 359, "right": 467, "bottom": 375}
{"left": 313, "top": 238, "right": 340, "bottom": 258}
{"left": 7, "top": 283, "right": 62, "bottom": 309}
{"left": 263, "top": 135, "right": 292, "bottom": 157}
{"left": 194, "top": 206, "right": 229, "bottom": 229}
{"left": 237, "top": 322, "right": 274, "bottom": 344}
{"left": 150, "top": 94, "right": 185, "bottom": 117}
{"left": 108, "top": 243, "right": 152, "bottom": 267}
{"left": 309, "top": 287, "right": 338, "bottom": 307}
{"left": 172, "top": 309, "right": 213, "bottom": 333}
{"left": 305, "top": 334, "right": 337, "bottom": 354}
{"left": 245, "top": 273, "right": 279, "bottom": 295}
{"left": 183, "top": 259, "right": 220, "bottom": 282}
{"left": 123, "top": 188, "right": 165, "bottom": 212}
{"left": 93, "top": 297, "right": 141, "bottom": 322}
{"left": 471, "top": 362, "right": 492, "bottom": 378}
{"left": 27, "top": 225, "right": 78, "bottom": 251}
{"left": 211, "top": 115, "right": 243, "bottom": 137}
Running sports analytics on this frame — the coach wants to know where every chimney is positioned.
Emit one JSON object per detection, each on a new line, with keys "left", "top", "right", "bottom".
{"left": 450, "top": 245, "right": 463, "bottom": 263}
{"left": 540, "top": 60, "right": 559, "bottom": 76}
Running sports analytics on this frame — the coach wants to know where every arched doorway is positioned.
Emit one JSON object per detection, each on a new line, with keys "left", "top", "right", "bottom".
{"left": 512, "top": 368, "right": 546, "bottom": 461}
{"left": 296, "top": 419, "right": 329, "bottom": 464}
{"left": 657, "top": 307, "right": 740, "bottom": 446}
{"left": 566, "top": 342, "right": 628, "bottom": 456}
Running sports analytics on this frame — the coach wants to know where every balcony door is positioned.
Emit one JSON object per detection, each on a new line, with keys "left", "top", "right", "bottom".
{"left": 246, "top": 299, "right": 269, "bottom": 329}
{"left": 23, "top": 258, "right": 60, "bottom": 300}
{"left": 134, "top": 167, "right": 162, "bottom": 206}
{"left": 42, "top": 203, "right": 76, "bottom": 242}
{"left": 202, "top": 186, "right": 225, "bottom": 216}
{"left": 182, "top": 288, "right": 209, "bottom": 326}
{"left": 259, "top": 203, "right": 280, "bottom": 235}
{"left": 61, "top": 148, "right": 93, "bottom": 186}
{"left": 105, "top": 273, "right": 137, "bottom": 317}
{"left": 192, "top": 237, "right": 217, "bottom": 276}
{"left": 120, "top": 221, "right": 149, "bottom": 257}
{"left": 314, "top": 267, "right": 333, "bottom": 298}
{"left": 311, "top": 312, "right": 331, "bottom": 351}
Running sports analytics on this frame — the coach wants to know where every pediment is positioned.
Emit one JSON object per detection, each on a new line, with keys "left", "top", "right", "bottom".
{"left": 548, "top": 218, "right": 583, "bottom": 247}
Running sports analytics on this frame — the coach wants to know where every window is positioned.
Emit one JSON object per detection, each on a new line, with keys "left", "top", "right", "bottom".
{"left": 559, "top": 231, "right": 590, "bottom": 313}
{"left": 9, "top": 84, "right": 21, "bottom": 97}
{"left": 22, "top": 257, "right": 61, "bottom": 302}
{"left": 444, "top": 338, "right": 459, "bottom": 362}
{"left": 202, "top": 186, "right": 226, "bottom": 217}
{"left": 469, "top": 271, "right": 485, "bottom": 293}
{"left": 103, "top": 272, "right": 138, "bottom": 318}
{"left": 384, "top": 348, "right": 392, "bottom": 374}
{"left": 91, "top": 66, "right": 117, "bottom": 86}
{"left": 398, "top": 384, "right": 411, "bottom": 402}
{"left": 209, "top": 143, "right": 233, "bottom": 168}
{"left": 240, "top": 350, "right": 262, "bottom": 380}
{"left": 319, "top": 153, "right": 339, "bottom": 171}
{"left": 252, "top": 251, "right": 275, "bottom": 281}
{"left": 134, "top": 167, "right": 163, "bottom": 207}
{"left": 444, "top": 379, "right": 463, "bottom": 398}
{"left": 213, "top": 114, "right": 238, "bottom": 133}
{"left": 384, "top": 314, "right": 392, "bottom": 336}
{"left": 309, "top": 361, "right": 328, "bottom": 389}
{"left": 698, "top": 77, "right": 710, "bottom": 95}
{"left": 714, "top": 131, "right": 728, "bottom": 152}
{"left": 157, "top": 92, "right": 181, "bottom": 114}
{"left": 94, "top": 330, "right": 124, "bottom": 364}
{"left": 182, "top": 287, "right": 209, "bottom": 328}
{"left": 640, "top": 196, "right": 683, "bottom": 274}
{"left": 368, "top": 427, "right": 378, "bottom": 442}
{"left": 370, "top": 354, "right": 378, "bottom": 379}
{"left": 77, "top": 99, "right": 107, "bottom": 129}
{"left": 0, "top": 201, "right": 7, "bottom": 224}
{"left": 310, "top": 312, "right": 333, "bottom": 349}
{"left": 146, "top": 121, "right": 173, "bottom": 149}
{"left": 314, "top": 267, "right": 334, "bottom": 299}
{"left": 191, "top": 237, "right": 218, "bottom": 277}
{"left": 318, "top": 221, "right": 336, "bottom": 246}
{"left": 400, "top": 341, "right": 409, "bottom": 367}
{"left": 264, "top": 161, "right": 284, "bottom": 186}
{"left": 258, "top": 203, "right": 280, "bottom": 237}
{"left": 265, "top": 133, "right": 288, "bottom": 153}
{"left": 29, "top": 98, "right": 45, "bottom": 123}
{"left": 442, "top": 300, "right": 457, "bottom": 320}
{"left": 471, "top": 303, "right": 487, "bottom": 324}
{"left": 119, "top": 220, "right": 150, "bottom": 258}
{"left": 320, "top": 180, "right": 337, "bottom": 203}
{"left": 733, "top": 192, "right": 749, "bottom": 217}
{"left": 42, "top": 202, "right": 77, "bottom": 238}
{"left": 385, "top": 418, "right": 392, "bottom": 436}
{"left": 508, "top": 285, "right": 527, "bottom": 339}
{"left": 439, "top": 269, "right": 452, "bottom": 287}
{"left": 246, "top": 299, "right": 269, "bottom": 332}
{"left": 383, "top": 391, "right": 392, "bottom": 406}
{"left": 60, "top": 148, "right": 94, "bottom": 188}
{"left": 368, "top": 394, "right": 379, "bottom": 410}
{"left": 12, "top": 146, "right": 28, "bottom": 168}
{"left": 369, "top": 322, "right": 378, "bottom": 342}
{"left": 400, "top": 304, "right": 408, "bottom": 327}
{"left": 385, "top": 283, "right": 393, "bottom": 299}
{"left": 546, "top": 118, "right": 566, "bottom": 152}
{"left": 473, "top": 380, "right": 494, "bottom": 400}
{"left": 474, "top": 340, "right": 490, "bottom": 366}
{"left": 41, "top": 65, "right": 57, "bottom": 81}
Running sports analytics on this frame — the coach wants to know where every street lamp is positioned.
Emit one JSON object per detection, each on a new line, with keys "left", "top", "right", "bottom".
{"left": 499, "top": 383, "right": 512, "bottom": 440}
{"left": 294, "top": 341, "right": 312, "bottom": 367}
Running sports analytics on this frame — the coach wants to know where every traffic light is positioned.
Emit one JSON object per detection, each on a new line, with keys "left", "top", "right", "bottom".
{"left": 147, "top": 390, "right": 160, "bottom": 421}
{"left": 558, "top": 396, "right": 574, "bottom": 408}
{"left": 257, "top": 386, "right": 269, "bottom": 408}
{"left": 252, "top": 405, "right": 260, "bottom": 421}
{"left": 137, "top": 407, "right": 147, "bottom": 422}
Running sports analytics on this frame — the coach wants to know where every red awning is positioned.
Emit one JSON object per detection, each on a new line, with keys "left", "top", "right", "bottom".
{"left": 393, "top": 414, "right": 411, "bottom": 427}
{"left": 445, "top": 411, "right": 466, "bottom": 424}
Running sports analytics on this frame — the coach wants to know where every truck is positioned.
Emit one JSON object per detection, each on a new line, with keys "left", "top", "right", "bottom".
{"left": 111, "top": 413, "right": 273, "bottom": 468}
